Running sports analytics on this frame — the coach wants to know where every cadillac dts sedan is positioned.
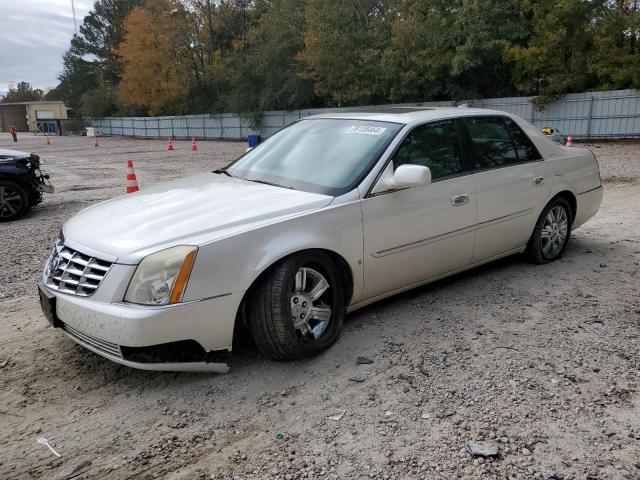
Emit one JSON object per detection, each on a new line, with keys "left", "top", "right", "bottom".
{"left": 38, "top": 108, "right": 602, "bottom": 372}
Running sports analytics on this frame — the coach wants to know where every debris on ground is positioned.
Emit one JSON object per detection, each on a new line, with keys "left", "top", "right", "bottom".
{"left": 466, "top": 441, "right": 500, "bottom": 458}
{"left": 327, "top": 410, "right": 346, "bottom": 421}
{"left": 356, "top": 356, "right": 373, "bottom": 365}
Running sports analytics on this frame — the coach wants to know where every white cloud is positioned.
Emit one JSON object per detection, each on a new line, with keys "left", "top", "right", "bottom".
{"left": 0, "top": 0, "right": 93, "bottom": 91}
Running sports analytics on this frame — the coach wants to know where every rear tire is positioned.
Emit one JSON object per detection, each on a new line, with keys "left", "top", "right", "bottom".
{"left": 0, "top": 181, "right": 29, "bottom": 222}
{"left": 525, "top": 197, "right": 572, "bottom": 264}
{"left": 247, "top": 251, "right": 345, "bottom": 361}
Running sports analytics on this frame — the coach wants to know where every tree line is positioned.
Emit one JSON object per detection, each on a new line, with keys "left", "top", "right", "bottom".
{"left": 5, "top": 0, "right": 640, "bottom": 119}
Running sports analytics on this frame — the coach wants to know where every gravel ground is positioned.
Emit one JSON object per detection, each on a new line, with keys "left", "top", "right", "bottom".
{"left": 0, "top": 134, "right": 638, "bottom": 480}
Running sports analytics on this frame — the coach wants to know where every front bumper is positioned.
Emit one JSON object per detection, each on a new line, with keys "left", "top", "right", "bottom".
{"left": 39, "top": 282, "right": 244, "bottom": 372}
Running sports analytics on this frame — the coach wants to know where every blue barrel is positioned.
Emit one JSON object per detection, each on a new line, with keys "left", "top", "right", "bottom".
{"left": 248, "top": 134, "right": 260, "bottom": 148}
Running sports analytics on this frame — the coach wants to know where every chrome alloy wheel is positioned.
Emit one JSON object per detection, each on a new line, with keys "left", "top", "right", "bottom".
{"left": 290, "top": 267, "right": 332, "bottom": 340}
{"left": 541, "top": 205, "right": 568, "bottom": 259}
{"left": 0, "top": 185, "right": 23, "bottom": 219}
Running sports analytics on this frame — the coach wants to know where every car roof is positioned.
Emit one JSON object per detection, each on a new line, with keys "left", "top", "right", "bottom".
{"left": 306, "top": 107, "right": 514, "bottom": 124}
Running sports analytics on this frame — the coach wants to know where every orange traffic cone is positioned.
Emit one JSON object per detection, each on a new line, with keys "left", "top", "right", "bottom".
{"left": 566, "top": 134, "right": 574, "bottom": 147}
{"left": 93, "top": 137, "right": 100, "bottom": 149}
{"left": 167, "top": 136, "right": 174, "bottom": 151}
{"left": 126, "top": 160, "right": 139, "bottom": 193}
{"left": 191, "top": 137, "right": 198, "bottom": 152}
{"left": 46, "top": 136, "right": 51, "bottom": 145}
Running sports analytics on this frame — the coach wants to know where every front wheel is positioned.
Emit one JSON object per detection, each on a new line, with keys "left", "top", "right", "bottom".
{"left": 247, "top": 251, "right": 345, "bottom": 361}
{"left": 0, "top": 181, "right": 29, "bottom": 222}
{"left": 525, "top": 197, "right": 573, "bottom": 264}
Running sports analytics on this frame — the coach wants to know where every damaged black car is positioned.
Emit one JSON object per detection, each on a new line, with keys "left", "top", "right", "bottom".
{"left": 0, "top": 149, "right": 53, "bottom": 221}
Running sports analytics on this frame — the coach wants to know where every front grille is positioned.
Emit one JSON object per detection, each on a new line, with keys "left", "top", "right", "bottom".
{"left": 45, "top": 240, "right": 112, "bottom": 297}
{"left": 62, "top": 323, "right": 123, "bottom": 358}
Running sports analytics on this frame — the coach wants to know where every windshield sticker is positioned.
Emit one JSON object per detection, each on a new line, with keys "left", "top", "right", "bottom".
{"left": 344, "top": 125, "right": 387, "bottom": 136}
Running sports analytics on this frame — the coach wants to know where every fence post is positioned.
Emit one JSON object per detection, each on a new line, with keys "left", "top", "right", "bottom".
{"left": 586, "top": 96, "right": 595, "bottom": 141}
{"left": 531, "top": 103, "right": 535, "bottom": 126}
{"left": 170, "top": 117, "right": 174, "bottom": 138}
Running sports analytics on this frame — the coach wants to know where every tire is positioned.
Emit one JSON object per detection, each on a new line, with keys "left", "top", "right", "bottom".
{"left": 247, "top": 251, "right": 345, "bottom": 361}
{"left": 0, "top": 181, "right": 29, "bottom": 222}
{"left": 525, "top": 196, "right": 573, "bottom": 264}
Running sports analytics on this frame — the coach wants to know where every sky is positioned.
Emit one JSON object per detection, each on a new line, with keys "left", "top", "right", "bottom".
{"left": 0, "top": 0, "right": 93, "bottom": 97}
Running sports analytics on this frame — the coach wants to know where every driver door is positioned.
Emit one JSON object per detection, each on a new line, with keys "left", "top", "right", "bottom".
{"left": 360, "top": 119, "right": 477, "bottom": 300}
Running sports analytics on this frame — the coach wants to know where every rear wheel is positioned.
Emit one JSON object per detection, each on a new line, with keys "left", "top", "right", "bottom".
{"left": 0, "top": 181, "right": 29, "bottom": 222}
{"left": 525, "top": 197, "right": 572, "bottom": 264}
{"left": 247, "top": 251, "right": 345, "bottom": 361}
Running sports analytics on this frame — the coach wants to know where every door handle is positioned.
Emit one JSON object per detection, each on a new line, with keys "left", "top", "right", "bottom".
{"left": 532, "top": 176, "right": 545, "bottom": 186}
{"left": 451, "top": 193, "right": 469, "bottom": 206}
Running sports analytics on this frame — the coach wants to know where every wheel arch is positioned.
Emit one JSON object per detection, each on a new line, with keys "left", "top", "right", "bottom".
{"left": 233, "top": 248, "right": 355, "bottom": 337}
{"left": 552, "top": 190, "right": 577, "bottom": 222}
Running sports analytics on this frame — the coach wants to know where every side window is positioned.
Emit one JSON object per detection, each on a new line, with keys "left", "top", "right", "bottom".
{"left": 503, "top": 118, "right": 542, "bottom": 162}
{"left": 465, "top": 116, "right": 542, "bottom": 169}
{"left": 392, "top": 120, "right": 463, "bottom": 181}
{"left": 464, "top": 117, "right": 518, "bottom": 169}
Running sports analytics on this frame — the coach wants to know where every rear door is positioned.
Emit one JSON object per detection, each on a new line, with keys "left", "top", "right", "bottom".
{"left": 461, "top": 116, "right": 548, "bottom": 262}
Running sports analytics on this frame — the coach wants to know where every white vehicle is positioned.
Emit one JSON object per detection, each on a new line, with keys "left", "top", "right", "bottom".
{"left": 38, "top": 109, "right": 602, "bottom": 372}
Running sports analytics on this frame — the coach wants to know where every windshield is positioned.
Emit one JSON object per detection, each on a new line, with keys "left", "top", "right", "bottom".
{"left": 226, "top": 118, "right": 402, "bottom": 195}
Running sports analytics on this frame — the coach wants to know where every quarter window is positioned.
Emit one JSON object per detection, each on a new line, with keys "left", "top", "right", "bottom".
{"left": 392, "top": 120, "right": 463, "bottom": 181}
{"left": 465, "top": 116, "right": 541, "bottom": 169}
{"left": 504, "top": 118, "right": 542, "bottom": 162}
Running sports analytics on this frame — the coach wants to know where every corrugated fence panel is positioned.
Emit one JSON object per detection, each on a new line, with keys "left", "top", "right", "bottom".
{"left": 86, "top": 89, "right": 640, "bottom": 141}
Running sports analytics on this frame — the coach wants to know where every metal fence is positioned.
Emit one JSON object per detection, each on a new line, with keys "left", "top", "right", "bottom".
{"left": 87, "top": 89, "right": 640, "bottom": 141}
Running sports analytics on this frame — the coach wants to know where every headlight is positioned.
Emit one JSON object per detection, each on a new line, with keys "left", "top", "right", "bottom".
{"left": 124, "top": 246, "right": 198, "bottom": 306}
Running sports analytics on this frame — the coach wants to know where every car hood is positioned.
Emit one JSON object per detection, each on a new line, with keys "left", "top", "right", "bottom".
{"left": 0, "top": 148, "right": 32, "bottom": 163}
{"left": 63, "top": 172, "right": 333, "bottom": 264}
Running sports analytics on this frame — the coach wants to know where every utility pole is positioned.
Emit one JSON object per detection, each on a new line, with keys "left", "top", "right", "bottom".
{"left": 71, "top": 0, "right": 78, "bottom": 34}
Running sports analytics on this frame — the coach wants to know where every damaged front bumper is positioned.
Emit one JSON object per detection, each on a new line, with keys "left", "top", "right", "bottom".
{"left": 38, "top": 281, "right": 242, "bottom": 373}
{"left": 35, "top": 167, "right": 54, "bottom": 194}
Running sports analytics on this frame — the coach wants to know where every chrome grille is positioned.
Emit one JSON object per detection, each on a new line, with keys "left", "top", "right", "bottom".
{"left": 45, "top": 240, "right": 112, "bottom": 297}
{"left": 62, "top": 323, "right": 123, "bottom": 358}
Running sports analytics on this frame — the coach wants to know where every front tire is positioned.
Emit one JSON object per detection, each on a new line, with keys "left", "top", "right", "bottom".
{"left": 525, "top": 197, "right": 572, "bottom": 264}
{"left": 0, "top": 181, "right": 29, "bottom": 222}
{"left": 247, "top": 251, "right": 345, "bottom": 361}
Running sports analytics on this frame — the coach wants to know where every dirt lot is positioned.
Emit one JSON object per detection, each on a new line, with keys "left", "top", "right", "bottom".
{"left": 0, "top": 134, "right": 638, "bottom": 480}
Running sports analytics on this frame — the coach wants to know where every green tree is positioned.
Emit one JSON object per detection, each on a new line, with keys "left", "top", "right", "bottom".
{"left": 224, "top": 0, "right": 316, "bottom": 117}
{"left": 80, "top": 84, "right": 122, "bottom": 117}
{"left": 382, "top": 0, "right": 527, "bottom": 103}
{"left": 46, "top": 51, "right": 99, "bottom": 114}
{"left": 50, "top": 0, "right": 144, "bottom": 114}
{"left": 298, "top": 0, "right": 392, "bottom": 106}
{"left": 71, "top": 0, "right": 146, "bottom": 85}
{"left": 588, "top": 0, "right": 640, "bottom": 89}
{"left": 505, "top": 0, "right": 602, "bottom": 104}
{"left": 1, "top": 82, "right": 44, "bottom": 103}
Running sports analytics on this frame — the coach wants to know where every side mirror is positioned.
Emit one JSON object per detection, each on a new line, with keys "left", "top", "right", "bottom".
{"left": 392, "top": 164, "right": 431, "bottom": 188}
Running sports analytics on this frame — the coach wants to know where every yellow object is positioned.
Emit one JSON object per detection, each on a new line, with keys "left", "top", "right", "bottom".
{"left": 542, "top": 127, "right": 554, "bottom": 135}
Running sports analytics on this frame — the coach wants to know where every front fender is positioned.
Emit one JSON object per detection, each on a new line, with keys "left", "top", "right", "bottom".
{"left": 183, "top": 200, "right": 364, "bottom": 305}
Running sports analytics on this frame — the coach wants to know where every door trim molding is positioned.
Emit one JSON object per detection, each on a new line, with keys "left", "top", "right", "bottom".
{"left": 476, "top": 207, "right": 534, "bottom": 231}
{"left": 371, "top": 224, "right": 476, "bottom": 258}
{"left": 350, "top": 245, "right": 526, "bottom": 312}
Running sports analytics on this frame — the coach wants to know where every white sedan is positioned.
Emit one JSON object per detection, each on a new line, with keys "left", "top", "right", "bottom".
{"left": 38, "top": 108, "right": 602, "bottom": 372}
